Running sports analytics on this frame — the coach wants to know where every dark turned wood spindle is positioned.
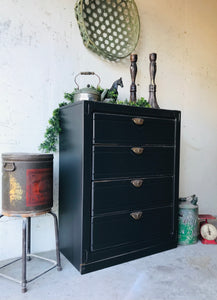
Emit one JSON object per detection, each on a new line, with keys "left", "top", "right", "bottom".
{"left": 130, "top": 54, "right": 137, "bottom": 103}
{"left": 148, "top": 53, "right": 160, "bottom": 109}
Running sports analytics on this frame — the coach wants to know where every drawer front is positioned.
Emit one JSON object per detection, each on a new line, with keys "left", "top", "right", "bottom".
{"left": 92, "top": 177, "right": 173, "bottom": 216}
{"left": 91, "top": 207, "right": 173, "bottom": 251}
{"left": 93, "top": 146, "right": 174, "bottom": 180}
{"left": 93, "top": 113, "right": 175, "bottom": 145}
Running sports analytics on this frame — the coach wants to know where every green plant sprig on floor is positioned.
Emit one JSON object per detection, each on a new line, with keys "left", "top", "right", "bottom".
{"left": 39, "top": 88, "right": 150, "bottom": 153}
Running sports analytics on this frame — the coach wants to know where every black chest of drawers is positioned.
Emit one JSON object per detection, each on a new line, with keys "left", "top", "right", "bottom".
{"left": 59, "top": 100, "right": 181, "bottom": 274}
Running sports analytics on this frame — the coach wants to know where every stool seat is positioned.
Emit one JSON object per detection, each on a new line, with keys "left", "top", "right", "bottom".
{"left": 2, "top": 209, "right": 51, "bottom": 218}
{"left": 0, "top": 210, "right": 62, "bottom": 293}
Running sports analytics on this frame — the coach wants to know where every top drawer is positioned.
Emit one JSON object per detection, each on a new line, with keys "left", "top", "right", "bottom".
{"left": 93, "top": 113, "right": 175, "bottom": 145}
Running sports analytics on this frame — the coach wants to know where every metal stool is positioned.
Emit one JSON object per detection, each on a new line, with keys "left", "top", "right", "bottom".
{"left": 0, "top": 210, "right": 62, "bottom": 293}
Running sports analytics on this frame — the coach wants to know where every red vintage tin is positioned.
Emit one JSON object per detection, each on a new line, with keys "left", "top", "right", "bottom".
{"left": 2, "top": 153, "right": 53, "bottom": 217}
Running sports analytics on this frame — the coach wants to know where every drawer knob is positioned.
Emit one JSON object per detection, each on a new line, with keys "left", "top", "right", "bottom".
{"left": 131, "top": 179, "right": 143, "bottom": 188}
{"left": 132, "top": 118, "right": 144, "bottom": 125}
{"left": 131, "top": 147, "right": 144, "bottom": 155}
{"left": 130, "top": 211, "right": 143, "bottom": 220}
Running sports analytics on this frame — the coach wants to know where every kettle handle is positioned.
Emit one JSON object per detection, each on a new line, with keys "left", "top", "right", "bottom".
{"left": 74, "top": 72, "right": 101, "bottom": 89}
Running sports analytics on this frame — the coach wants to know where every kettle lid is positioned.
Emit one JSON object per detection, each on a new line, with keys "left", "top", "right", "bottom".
{"left": 74, "top": 84, "right": 100, "bottom": 95}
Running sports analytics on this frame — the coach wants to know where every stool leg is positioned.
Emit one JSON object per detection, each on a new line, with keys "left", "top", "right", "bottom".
{"left": 22, "top": 218, "right": 27, "bottom": 293}
{"left": 27, "top": 217, "right": 31, "bottom": 261}
{"left": 48, "top": 211, "right": 62, "bottom": 271}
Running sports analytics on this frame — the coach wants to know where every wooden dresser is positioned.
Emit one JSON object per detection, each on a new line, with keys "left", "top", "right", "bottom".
{"left": 59, "top": 100, "right": 181, "bottom": 274}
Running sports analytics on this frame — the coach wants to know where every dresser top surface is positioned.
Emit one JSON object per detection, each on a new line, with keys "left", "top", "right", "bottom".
{"left": 60, "top": 100, "right": 181, "bottom": 119}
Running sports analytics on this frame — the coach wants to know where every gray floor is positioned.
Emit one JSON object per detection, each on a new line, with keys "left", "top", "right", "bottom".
{"left": 1, "top": 243, "right": 217, "bottom": 300}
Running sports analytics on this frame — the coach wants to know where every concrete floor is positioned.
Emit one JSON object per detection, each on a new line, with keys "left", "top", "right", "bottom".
{"left": 1, "top": 243, "right": 217, "bottom": 300}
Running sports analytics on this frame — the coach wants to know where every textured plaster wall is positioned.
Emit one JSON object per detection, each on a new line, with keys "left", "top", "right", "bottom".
{"left": 0, "top": 0, "right": 217, "bottom": 260}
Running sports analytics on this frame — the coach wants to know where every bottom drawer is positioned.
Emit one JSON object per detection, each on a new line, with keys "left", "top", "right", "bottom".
{"left": 91, "top": 207, "right": 173, "bottom": 251}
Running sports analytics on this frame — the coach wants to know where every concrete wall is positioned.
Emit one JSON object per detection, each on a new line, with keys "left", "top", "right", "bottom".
{"left": 0, "top": 0, "right": 217, "bottom": 260}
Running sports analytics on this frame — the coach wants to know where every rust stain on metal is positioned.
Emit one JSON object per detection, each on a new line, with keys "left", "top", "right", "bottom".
{"left": 9, "top": 174, "right": 23, "bottom": 204}
{"left": 3, "top": 209, "right": 51, "bottom": 218}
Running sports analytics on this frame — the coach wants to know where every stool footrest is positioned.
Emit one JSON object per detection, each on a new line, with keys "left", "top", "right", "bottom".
{"left": 0, "top": 253, "right": 59, "bottom": 285}
{"left": 0, "top": 211, "right": 62, "bottom": 292}
{"left": 27, "top": 253, "right": 58, "bottom": 283}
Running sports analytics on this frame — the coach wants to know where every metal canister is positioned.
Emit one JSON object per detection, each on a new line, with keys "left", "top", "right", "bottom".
{"left": 2, "top": 153, "right": 53, "bottom": 217}
{"left": 178, "top": 195, "right": 199, "bottom": 245}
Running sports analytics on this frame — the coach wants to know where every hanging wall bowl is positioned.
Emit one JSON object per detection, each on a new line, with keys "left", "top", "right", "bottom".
{"left": 75, "top": 0, "right": 140, "bottom": 61}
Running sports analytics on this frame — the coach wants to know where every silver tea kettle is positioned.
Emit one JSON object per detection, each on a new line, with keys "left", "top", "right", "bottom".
{"left": 73, "top": 72, "right": 101, "bottom": 102}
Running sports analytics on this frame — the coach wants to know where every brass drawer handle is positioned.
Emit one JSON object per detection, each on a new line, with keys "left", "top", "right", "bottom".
{"left": 131, "top": 147, "right": 144, "bottom": 155}
{"left": 131, "top": 179, "right": 143, "bottom": 188}
{"left": 130, "top": 211, "right": 143, "bottom": 220}
{"left": 132, "top": 118, "right": 144, "bottom": 125}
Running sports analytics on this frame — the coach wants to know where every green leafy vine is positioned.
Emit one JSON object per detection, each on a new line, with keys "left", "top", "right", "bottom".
{"left": 107, "top": 97, "right": 150, "bottom": 107}
{"left": 39, "top": 97, "right": 73, "bottom": 153}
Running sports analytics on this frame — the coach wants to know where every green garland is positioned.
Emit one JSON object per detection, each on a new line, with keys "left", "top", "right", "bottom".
{"left": 39, "top": 88, "right": 151, "bottom": 153}
{"left": 107, "top": 97, "right": 150, "bottom": 107}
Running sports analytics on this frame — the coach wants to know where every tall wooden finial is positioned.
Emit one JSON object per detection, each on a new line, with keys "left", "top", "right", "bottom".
{"left": 130, "top": 54, "right": 137, "bottom": 103}
{"left": 148, "top": 53, "right": 160, "bottom": 108}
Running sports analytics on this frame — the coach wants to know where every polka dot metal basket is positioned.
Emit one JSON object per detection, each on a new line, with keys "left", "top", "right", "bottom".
{"left": 75, "top": 0, "right": 140, "bottom": 61}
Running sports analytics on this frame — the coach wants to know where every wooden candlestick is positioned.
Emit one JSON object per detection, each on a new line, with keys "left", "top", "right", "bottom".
{"left": 148, "top": 53, "right": 160, "bottom": 108}
{"left": 130, "top": 54, "right": 137, "bottom": 103}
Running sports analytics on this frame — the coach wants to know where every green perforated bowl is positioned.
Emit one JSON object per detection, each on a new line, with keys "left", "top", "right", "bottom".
{"left": 75, "top": 0, "right": 140, "bottom": 61}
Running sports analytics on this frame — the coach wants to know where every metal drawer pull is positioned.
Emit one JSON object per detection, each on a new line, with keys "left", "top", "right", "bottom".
{"left": 131, "top": 147, "right": 144, "bottom": 155}
{"left": 132, "top": 118, "right": 144, "bottom": 125}
{"left": 130, "top": 211, "right": 143, "bottom": 220}
{"left": 131, "top": 179, "right": 143, "bottom": 188}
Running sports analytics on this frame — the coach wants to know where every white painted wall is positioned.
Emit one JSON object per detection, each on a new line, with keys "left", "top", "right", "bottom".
{"left": 0, "top": 0, "right": 217, "bottom": 260}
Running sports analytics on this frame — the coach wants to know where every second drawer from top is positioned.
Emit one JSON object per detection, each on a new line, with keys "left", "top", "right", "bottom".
{"left": 92, "top": 146, "right": 175, "bottom": 180}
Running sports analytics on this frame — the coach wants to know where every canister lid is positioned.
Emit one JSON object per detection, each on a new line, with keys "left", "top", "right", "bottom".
{"left": 2, "top": 153, "right": 53, "bottom": 161}
{"left": 179, "top": 195, "right": 198, "bottom": 209}
{"left": 179, "top": 202, "right": 198, "bottom": 209}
